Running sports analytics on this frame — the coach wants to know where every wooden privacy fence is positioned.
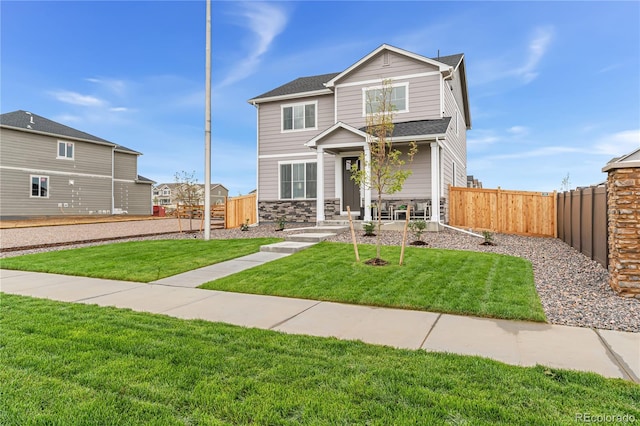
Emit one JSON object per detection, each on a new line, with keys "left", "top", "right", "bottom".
{"left": 449, "top": 186, "right": 557, "bottom": 237}
{"left": 175, "top": 193, "right": 257, "bottom": 230}
{"left": 556, "top": 186, "right": 608, "bottom": 268}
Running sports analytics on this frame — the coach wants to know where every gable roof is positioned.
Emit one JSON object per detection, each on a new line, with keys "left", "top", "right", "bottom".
{"left": 0, "top": 110, "right": 141, "bottom": 155}
{"left": 324, "top": 44, "right": 451, "bottom": 88}
{"left": 602, "top": 146, "right": 640, "bottom": 172}
{"left": 248, "top": 45, "right": 466, "bottom": 104}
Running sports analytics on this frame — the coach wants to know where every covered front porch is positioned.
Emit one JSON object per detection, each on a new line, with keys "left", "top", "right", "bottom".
{"left": 305, "top": 120, "right": 450, "bottom": 225}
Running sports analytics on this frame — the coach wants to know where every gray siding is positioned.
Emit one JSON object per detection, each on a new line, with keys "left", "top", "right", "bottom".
{"left": 114, "top": 181, "right": 152, "bottom": 215}
{"left": 0, "top": 168, "right": 112, "bottom": 216}
{"left": 114, "top": 151, "right": 137, "bottom": 180}
{"left": 335, "top": 51, "right": 440, "bottom": 85}
{"left": 258, "top": 94, "right": 334, "bottom": 156}
{"left": 336, "top": 74, "right": 441, "bottom": 129}
{"left": 371, "top": 145, "right": 432, "bottom": 200}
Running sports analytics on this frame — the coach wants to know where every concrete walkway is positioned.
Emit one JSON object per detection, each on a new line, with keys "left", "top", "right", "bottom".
{"left": 2, "top": 266, "right": 638, "bottom": 382}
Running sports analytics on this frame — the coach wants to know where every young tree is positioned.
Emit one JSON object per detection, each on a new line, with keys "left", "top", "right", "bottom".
{"left": 174, "top": 170, "right": 201, "bottom": 230}
{"left": 351, "top": 79, "right": 417, "bottom": 264}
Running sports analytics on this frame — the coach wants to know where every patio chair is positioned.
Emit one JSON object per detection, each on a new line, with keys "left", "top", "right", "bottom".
{"left": 373, "top": 201, "right": 393, "bottom": 220}
{"left": 411, "top": 201, "right": 431, "bottom": 220}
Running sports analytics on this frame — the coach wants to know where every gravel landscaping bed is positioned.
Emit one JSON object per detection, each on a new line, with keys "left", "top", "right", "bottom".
{"left": 1, "top": 223, "right": 637, "bottom": 333}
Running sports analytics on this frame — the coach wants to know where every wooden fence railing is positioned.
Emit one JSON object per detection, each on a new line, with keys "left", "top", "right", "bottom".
{"left": 174, "top": 193, "right": 257, "bottom": 231}
{"left": 449, "top": 186, "right": 557, "bottom": 237}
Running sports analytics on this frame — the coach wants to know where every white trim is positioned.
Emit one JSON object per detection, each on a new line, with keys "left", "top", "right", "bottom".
{"left": 316, "top": 147, "right": 325, "bottom": 222}
{"left": 277, "top": 159, "right": 318, "bottom": 200}
{"left": 305, "top": 121, "right": 368, "bottom": 148}
{"left": 259, "top": 152, "right": 317, "bottom": 159}
{"left": 437, "top": 136, "right": 465, "bottom": 166}
{"left": 29, "top": 174, "right": 50, "bottom": 198}
{"left": 56, "top": 140, "right": 74, "bottom": 160}
{"left": 334, "top": 71, "right": 440, "bottom": 89}
{"left": 113, "top": 178, "right": 139, "bottom": 183}
{"left": 248, "top": 88, "right": 332, "bottom": 105}
{"left": 452, "top": 161, "right": 457, "bottom": 187}
{"left": 1, "top": 165, "right": 111, "bottom": 180}
{"left": 281, "top": 100, "right": 318, "bottom": 133}
{"left": 255, "top": 103, "right": 260, "bottom": 223}
{"left": 362, "top": 82, "right": 409, "bottom": 117}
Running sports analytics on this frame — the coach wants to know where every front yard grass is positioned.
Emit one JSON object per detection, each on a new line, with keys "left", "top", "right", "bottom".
{"left": 0, "top": 238, "right": 281, "bottom": 282}
{"left": 200, "top": 242, "right": 546, "bottom": 322}
{"left": 2, "top": 294, "right": 637, "bottom": 425}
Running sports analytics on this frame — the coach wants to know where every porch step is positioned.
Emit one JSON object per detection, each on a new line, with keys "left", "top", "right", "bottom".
{"left": 285, "top": 233, "right": 336, "bottom": 243}
{"left": 286, "top": 225, "right": 350, "bottom": 234}
{"left": 260, "top": 241, "right": 316, "bottom": 254}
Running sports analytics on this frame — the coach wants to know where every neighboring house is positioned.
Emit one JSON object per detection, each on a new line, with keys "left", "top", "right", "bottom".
{"left": 248, "top": 44, "right": 471, "bottom": 224}
{"left": 467, "top": 175, "right": 483, "bottom": 188}
{"left": 153, "top": 183, "right": 228, "bottom": 210}
{"left": 0, "top": 110, "right": 154, "bottom": 217}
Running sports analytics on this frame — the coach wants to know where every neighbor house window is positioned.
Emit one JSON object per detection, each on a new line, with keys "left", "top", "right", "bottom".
{"left": 280, "top": 162, "right": 317, "bottom": 199}
{"left": 282, "top": 102, "right": 317, "bottom": 131}
{"left": 57, "top": 141, "right": 74, "bottom": 159}
{"left": 163, "top": 189, "right": 170, "bottom": 196}
{"left": 363, "top": 83, "right": 408, "bottom": 115}
{"left": 31, "top": 175, "right": 49, "bottom": 198}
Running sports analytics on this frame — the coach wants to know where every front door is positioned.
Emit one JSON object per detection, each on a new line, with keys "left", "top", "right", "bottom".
{"left": 342, "top": 157, "right": 361, "bottom": 214}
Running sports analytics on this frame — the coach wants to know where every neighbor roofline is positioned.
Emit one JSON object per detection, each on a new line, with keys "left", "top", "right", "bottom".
{"left": 0, "top": 124, "right": 118, "bottom": 148}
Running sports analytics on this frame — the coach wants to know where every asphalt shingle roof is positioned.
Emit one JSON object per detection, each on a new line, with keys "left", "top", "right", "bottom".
{"left": 360, "top": 118, "right": 452, "bottom": 138}
{"left": 250, "top": 53, "right": 464, "bottom": 101}
{"left": 0, "top": 110, "right": 140, "bottom": 154}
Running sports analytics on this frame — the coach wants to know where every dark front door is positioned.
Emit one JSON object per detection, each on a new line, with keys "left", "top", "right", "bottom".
{"left": 342, "top": 157, "right": 361, "bottom": 213}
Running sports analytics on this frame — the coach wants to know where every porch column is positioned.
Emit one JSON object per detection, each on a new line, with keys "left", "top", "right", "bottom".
{"left": 316, "top": 147, "right": 325, "bottom": 222}
{"left": 430, "top": 141, "right": 440, "bottom": 222}
{"left": 363, "top": 145, "right": 372, "bottom": 221}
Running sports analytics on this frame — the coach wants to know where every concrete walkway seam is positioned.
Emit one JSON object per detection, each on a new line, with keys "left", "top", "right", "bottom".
{"left": 268, "top": 300, "right": 324, "bottom": 330}
{"left": 419, "top": 313, "right": 443, "bottom": 349}
{"left": 593, "top": 328, "right": 639, "bottom": 383}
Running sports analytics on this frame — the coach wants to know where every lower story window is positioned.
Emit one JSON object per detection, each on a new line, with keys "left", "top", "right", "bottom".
{"left": 280, "top": 162, "right": 317, "bottom": 199}
{"left": 31, "top": 175, "right": 49, "bottom": 198}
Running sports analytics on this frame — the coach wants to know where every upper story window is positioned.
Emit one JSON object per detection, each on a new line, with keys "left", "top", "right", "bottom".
{"left": 31, "top": 175, "right": 49, "bottom": 198}
{"left": 282, "top": 101, "right": 317, "bottom": 132}
{"left": 363, "top": 83, "right": 409, "bottom": 115}
{"left": 163, "top": 189, "right": 170, "bottom": 196}
{"left": 57, "top": 141, "right": 74, "bottom": 160}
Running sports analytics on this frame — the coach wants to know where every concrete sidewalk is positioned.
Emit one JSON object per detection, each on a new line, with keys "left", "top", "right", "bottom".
{"left": 1, "top": 268, "right": 638, "bottom": 383}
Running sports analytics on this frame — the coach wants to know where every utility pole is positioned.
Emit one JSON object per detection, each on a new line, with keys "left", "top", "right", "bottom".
{"left": 204, "top": 0, "right": 212, "bottom": 240}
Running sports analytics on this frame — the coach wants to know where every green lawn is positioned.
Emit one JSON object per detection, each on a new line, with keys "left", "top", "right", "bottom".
{"left": 0, "top": 238, "right": 281, "bottom": 282}
{"left": 200, "top": 242, "right": 546, "bottom": 322}
{"left": 1, "top": 294, "right": 637, "bottom": 425}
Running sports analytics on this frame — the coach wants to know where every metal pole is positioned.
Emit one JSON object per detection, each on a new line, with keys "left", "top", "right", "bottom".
{"left": 204, "top": 0, "right": 212, "bottom": 240}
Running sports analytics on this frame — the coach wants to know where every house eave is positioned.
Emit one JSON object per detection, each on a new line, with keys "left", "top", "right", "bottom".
{"left": 0, "top": 124, "right": 118, "bottom": 148}
{"left": 248, "top": 89, "right": 333, "bottom": 105}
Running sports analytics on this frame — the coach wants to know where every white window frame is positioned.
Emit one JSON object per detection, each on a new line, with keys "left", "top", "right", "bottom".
{"left": 362, "top": 82, "right": 409, "bottom": 116}
{"left": 278, "top": 160, "right": 317, "bottom": 200}
{"left": 281, "top": 101, "right": 318, "bottom": 133}
{"left": 162, "top": 189, "right": 170, "bottom": 196}
{"left": 57, "top": 140, "right": 74, "bottom": 160}
{"left": 30, "top": 175, "right": 49, "bottom": 198}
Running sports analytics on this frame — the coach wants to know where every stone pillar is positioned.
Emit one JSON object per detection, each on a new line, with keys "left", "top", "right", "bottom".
{"left": 604, "top": 160, "right": 640, "bottom": 298}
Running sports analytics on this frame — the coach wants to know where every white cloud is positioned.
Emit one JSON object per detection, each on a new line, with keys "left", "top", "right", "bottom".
{"left": 507, "top": 125, "right": 529, "bottom": 136}
{"left": 512, "top": 26, "right": 554, "bottom": 83}
{"left": 217, "top": 2, "right": 288, "bottom": 88}
{"left": 109, "top": 107, "right": 128, "bottom": 112}
{"left": 593, "top": 129, "right": 640, "bottom": 156}
{"left": 86, "top": 77, "right": 127, "bottom": 97}
{"left": 487, "top": 146, "right": 582, "bottom": 161}
{"left": 50, "top": 90, "right": 105, "bottom": 106}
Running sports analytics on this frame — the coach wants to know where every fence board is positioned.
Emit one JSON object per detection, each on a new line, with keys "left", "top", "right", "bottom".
{"left": 226, "top": 193, "right": 257, "bottom": 229}
{"left": 556, "top": 186, "right": 607, "bottom": 268}
{"left": 449, "top": 186, "right": 557, "bottom": 237}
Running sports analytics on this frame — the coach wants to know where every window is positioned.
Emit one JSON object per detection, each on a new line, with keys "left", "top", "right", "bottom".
{"left": 31, "top": 175, "right": 49, "bottom": 198}
{"left": 282, "top": 102, "right": 316, "bottom": 131}
{"left": 364, "top": 83, "right": 408, "bottom": 115}
{"left": 57, "top": 141, "right": 74, "bottom": 159}
{"left": 162, "top": 189, "right": 170, "bottom": 196}
{"left": 280, "top": 162, "right": 317, "bottom": 199}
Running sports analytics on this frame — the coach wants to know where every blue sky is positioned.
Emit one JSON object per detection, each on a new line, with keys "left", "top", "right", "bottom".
{"left": 2, "top": 1, "right": 638, "bottom": 195}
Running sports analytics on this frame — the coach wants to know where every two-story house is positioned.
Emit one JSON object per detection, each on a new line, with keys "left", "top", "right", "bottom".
{"left": 153, "top": 183, "right": 229, "bottom": 211}
{"left": 0, "top": 110, "right": 154, "bottom": 217}
{"left": 248, "top": 44, "right": 471, "bottom": 225}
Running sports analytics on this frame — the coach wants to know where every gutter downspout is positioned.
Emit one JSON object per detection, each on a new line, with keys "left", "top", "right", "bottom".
{"left": 111, "top": 146, "right": 115, "bottom": 214}
{"left": 252, "top": 101, "right": 260, "bottom": 224}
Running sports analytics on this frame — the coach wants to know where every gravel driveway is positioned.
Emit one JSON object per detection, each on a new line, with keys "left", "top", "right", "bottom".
{"left": 1, "top": 220, "right": 638, "bottom": 333}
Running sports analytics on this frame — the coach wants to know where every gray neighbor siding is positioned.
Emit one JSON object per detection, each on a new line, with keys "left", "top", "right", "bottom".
{"left": 0, "top": 113, "right": 152, "bottom": 217}
{"left": 250, "top": 44, "right": 470, "bottom": 223}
